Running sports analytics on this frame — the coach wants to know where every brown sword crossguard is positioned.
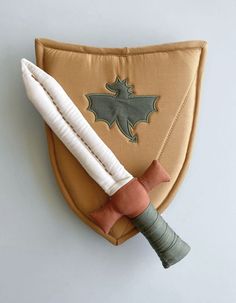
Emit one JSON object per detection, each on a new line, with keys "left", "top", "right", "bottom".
{"left": 90, "top": 160, "right": 170, "bottom": 234}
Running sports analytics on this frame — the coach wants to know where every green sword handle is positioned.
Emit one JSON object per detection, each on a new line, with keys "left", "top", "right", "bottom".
{"left": 131, "top": 202, "right": 190, "bottom": 268}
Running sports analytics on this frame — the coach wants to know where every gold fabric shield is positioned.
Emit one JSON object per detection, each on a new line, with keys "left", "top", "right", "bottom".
{"left": 35, "top": 38, "right": 207, "bottom": 245}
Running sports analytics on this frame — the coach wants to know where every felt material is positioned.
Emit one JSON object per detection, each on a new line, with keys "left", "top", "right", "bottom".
{"left": 34, "top": 38, "right": 207, "bottom": 245}
{"left": 90, "top": 160, "right": 170, "bottom": 233}
{"left": 86, "top": 76, "right": 158, "bottom": 142}
{"left": 131, "top": 203, "right": 190, "bottom": 268}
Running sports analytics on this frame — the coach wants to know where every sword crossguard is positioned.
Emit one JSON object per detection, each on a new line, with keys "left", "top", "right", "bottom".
{"left": 90, "top": 160, "right": 170, "bottom": 234}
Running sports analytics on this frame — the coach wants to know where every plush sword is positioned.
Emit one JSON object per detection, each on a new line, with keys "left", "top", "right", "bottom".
{"left": 21, "top": 58, "right": 190, "bottom": 268}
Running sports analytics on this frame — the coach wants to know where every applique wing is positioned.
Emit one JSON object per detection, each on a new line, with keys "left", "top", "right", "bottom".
{"left": 126, "top": 96, "right": 159, "bottom": 127}
{"left": 86, "top": 94, "right": 117, "bottom": 127}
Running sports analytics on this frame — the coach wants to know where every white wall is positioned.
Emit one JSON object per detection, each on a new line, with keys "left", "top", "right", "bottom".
{"left": 0, "top": 1, "right": 235, "bottom": 302}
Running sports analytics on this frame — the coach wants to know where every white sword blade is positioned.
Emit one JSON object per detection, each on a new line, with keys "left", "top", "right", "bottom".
{"left": 21, "top": 58, "right": 132, "bottom": 195}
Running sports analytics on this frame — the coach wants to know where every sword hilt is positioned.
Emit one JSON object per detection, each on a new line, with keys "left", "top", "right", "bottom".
{"left": 90, "top": 160, "right": 190, "bottom": 268}
{"left": 90, "top": 160, "right": 170, "bottom": 233}
{"left": 131, "top": 202, "right": 190, "bottom": 268}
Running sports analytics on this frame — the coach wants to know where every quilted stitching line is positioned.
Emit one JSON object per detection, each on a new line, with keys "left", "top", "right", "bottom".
{"left": 157, "top": 72, "right": 197, "bottom": 161}
{"left": 32, "top": 75, "right": 114, "bottom": 177}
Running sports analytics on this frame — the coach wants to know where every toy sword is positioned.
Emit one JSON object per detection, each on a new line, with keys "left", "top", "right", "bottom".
{"left": 21, "top": 58, "right": 190, "bottom": 268}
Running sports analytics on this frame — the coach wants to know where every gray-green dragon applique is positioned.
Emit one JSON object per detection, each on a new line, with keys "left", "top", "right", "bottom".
{"left": 86, "top": 77, "right": 159, "bottom": 142}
